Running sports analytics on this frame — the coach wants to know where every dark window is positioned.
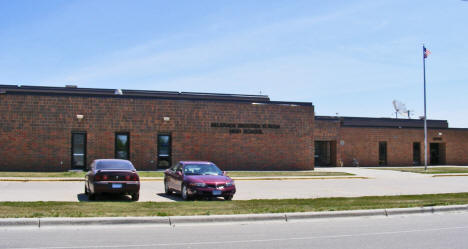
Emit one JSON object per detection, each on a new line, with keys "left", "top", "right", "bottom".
{"left": 115, "top": 133, "right": 130, "bottom": 160}
{"left": 413, "top": 142, "right": 421, "bottom": 165}
{"left": 379, "top": 141, "right": 387, "bottom": 166}
{"left": 71, "top": 133, "right": 86, "bottom": 169}
{"left": 157, "top": 134, "right": 171, "bottom": 168}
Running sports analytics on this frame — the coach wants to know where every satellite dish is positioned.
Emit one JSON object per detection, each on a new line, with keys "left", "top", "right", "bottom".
{"left": 392, "top": 100, "right": 408, "bottom": 119}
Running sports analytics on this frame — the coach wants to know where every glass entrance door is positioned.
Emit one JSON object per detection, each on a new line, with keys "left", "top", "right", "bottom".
{"left": 71, "top": 133, "right": 86, "bottom": 169}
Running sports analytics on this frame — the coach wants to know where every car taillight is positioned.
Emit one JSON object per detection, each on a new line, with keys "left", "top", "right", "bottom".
{"left": 95, "top": 174, "right": 108, "bottom": 181}
{"left": 130, "top": 174, "right": 139, "bottom": 181}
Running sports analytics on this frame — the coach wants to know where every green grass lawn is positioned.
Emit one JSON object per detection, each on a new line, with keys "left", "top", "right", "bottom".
{"left": 0, "top": 171, "right": 352, "bottom": 178}
{"left": 370, "top": 167, "right": 468, "bottom": 174}
{"left": 1, "top": 193, "right": 467, "bottom": 218}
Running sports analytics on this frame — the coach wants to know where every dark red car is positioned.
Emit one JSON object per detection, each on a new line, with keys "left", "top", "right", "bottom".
{"left": 85, "top": 159, "right": 140, "bottom": 201}
{"left": 164, "top": 161, "right": 236, "bottom": 200}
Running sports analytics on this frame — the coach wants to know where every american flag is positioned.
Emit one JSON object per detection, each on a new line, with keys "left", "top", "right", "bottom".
{"left": 424, "top": 46, "right": 431, "bottom": 59}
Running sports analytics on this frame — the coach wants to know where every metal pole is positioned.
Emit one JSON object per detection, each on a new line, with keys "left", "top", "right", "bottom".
{"left": 423, "top": 45, "right": 428, "bottom": 170}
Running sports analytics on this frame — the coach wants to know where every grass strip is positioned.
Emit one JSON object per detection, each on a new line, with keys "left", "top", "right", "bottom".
{"left": 1, "top": 193, "right": 468, "bottom": 218}
{"left": 370, "top": 167, "right": 468, "bottom": 174}
{"left": 0, "top": 171, "right": 352, "bottom": 178}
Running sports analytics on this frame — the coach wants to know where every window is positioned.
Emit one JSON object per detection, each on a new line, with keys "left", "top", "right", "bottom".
{"left": 379, "top": 141, "right": 387, "bottom": 166}
{"left": 157, "top": 134, "right": 171, "bottom": 168}
{"left": 71, "top": 132, "right": 86, "bottom": 169}
{"left": 115, "top": 133, "right": 130, "bottom": 160}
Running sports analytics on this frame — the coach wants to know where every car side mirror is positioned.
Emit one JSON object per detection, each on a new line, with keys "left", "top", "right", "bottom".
{"left": 222, "top": 171, "right": 226, "bottom": 176}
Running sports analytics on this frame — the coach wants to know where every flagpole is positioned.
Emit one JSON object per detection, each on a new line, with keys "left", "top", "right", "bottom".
{"left": 423, "top": 44, "right": 428, "bottom": 171}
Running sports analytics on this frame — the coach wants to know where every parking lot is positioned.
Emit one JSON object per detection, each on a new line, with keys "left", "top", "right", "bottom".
{"left": 1, "top": 167, "right": 468, "bottom": 202}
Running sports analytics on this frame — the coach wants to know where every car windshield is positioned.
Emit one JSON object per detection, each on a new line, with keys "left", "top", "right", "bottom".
{"left": 96, "top": 160, "right": 135, "bottom": 171}
{"left": 184, "top": 164, "right": 222, "bottom": 176}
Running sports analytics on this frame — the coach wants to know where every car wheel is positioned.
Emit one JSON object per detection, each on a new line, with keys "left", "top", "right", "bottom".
{"left": 164, "top": 180, "right": 172, "bottom": 195}
{"left": 131, "top": 192, "right": 140, "bottom": 201}
{"left": 224, "top": 195, "right": 233, "bottom": 201}
{"left": 181, "top": 184, "right": 190, "bottom": 200}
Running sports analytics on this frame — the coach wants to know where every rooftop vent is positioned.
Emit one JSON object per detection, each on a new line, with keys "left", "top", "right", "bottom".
{"left": 114, "top": 89, "right": 123, "bottom": 95}
{"left": 65, "top": 85, "right": 77, "bottom": 88}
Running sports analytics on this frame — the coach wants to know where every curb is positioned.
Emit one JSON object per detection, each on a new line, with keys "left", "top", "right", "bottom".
{"left": 432, "top": 174, "right": 468, "bottom": 177}
{"left": 1, "top": 204, "right": 467, "bottom": 228}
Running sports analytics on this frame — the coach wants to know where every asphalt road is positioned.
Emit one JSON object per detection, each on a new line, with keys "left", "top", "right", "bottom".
{"left": 2, "top": 211, "right": 468, "bottom": 249}
{"left": 1, "top": 168, "right": 468, "bottom": 201}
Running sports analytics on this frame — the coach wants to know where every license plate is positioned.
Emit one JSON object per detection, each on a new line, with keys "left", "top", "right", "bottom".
{"left": 212, "top": 190, "right": 221, "bottom": 196}
{"left": 112, "top": 183, "right": 122, "bottom": 189}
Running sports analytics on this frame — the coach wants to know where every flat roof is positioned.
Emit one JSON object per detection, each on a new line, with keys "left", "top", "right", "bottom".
{"left": 316, "top": 115, "right": 449, "bottom": 129}
{"left": 0, "top": 84, "right": 313, "bottom": 106}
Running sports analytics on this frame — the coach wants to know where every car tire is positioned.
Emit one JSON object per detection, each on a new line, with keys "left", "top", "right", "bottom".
{"left": 224, "top": 195, "right": 233, "bottom": 201}
{"left": 181, "top": 184, "right": 190, "bottom": 201}
{"left": 131, "top": 192, "right": 140, "bottom": 201}
{"left": 164, "top": 180, "right": 172, "bottom": 195}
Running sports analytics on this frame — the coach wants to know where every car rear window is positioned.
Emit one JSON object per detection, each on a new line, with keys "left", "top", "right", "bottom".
{"left": 96, "top": 160, "right": 135, "bottom": 170}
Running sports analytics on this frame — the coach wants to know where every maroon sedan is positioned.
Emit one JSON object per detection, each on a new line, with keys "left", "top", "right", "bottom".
{"left": 85, "top": 159, "right": 140, "bottom": 201}
{"left": 164, "top": 161, "right": 236, "bottom": 200}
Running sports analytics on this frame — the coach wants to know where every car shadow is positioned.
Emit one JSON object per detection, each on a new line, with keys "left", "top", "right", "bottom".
{"left": 77, "top": 193, "right": 133, "bottom": 202}
{"left": 156, "top": 193, "right": 227, "bottom": 202}
{"left": 156, "top": 193, "right": 183, "bottom": 201}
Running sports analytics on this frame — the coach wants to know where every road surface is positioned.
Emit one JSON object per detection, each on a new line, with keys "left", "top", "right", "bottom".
{"left": 2, "top": 211, "right": 468, "bottom": 249}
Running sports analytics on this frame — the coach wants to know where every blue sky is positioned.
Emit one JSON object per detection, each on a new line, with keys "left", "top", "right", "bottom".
{"left": 1, "top": 0, "right": 467, "bottom": 127}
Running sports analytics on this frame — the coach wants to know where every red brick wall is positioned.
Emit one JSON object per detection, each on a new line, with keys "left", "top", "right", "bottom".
{"left": 339, "top": 127, "right": 468, "bottom": 166}
{"left": 0, "top": 94, "right": 314, "bottom": 171}
{"left": 314, "top": 120, "right": 340, "bottom": 140}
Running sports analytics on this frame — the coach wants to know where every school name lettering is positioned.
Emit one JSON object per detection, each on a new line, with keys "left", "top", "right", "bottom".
{"left": 210, "top": 122, "right": 280, "bottom": 135}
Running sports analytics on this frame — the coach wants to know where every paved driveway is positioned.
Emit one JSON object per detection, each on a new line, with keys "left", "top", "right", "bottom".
{"left": 1, "top": 168, "right": 468, "bottom": 202}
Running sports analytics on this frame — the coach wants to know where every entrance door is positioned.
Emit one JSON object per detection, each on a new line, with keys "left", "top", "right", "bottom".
{"left": 379, "top": 141, "right": 387, "bottom": 166}
{"left": 314, "top": 141, "right": 336, "bottom": 166}
{"left": 71, "top": 133, "right": 86, "bottom": 169}
{"left": 430, "top": 143, "right": 446, "bottom": 165}
{"left": 413, "top": 142, "right": 421, "bottom": 165}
